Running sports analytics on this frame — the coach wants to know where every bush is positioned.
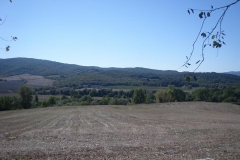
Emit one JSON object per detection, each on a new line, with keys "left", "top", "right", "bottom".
{"left": 41, "top": 100, "right": 48, "bottom": 107}
{"left": 117, "top": 98, "right": 128, "bottom": 105}
{"left": 47, "top": 96, "right": 57, "bottom": 106}
{"left": 0, "top": 96, "right": 21, "bottom": 111}
{"left": 185, "top": 93, "right": 193, "bottom": 101}
{"left": 132, "top": 88, "right": 146, "bottom": 104}
{"left": 100, "top": 96, "right": 110, "bottom": 105}
{"left": 109, "top": 98, "right": 118, "bottom": 105}
{"left": 156, "top": 89, "right": 185, "bottom": 103}
{"left": 145, "top": 94, "right": 155, "bottom": 103}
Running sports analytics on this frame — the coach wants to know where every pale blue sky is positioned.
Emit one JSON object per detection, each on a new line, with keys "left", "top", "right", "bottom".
{"left": 1, "top": 0, "right": 240, "bottom": 72}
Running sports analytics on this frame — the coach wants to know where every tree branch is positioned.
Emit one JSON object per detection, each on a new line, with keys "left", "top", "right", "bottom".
{"left": 194, "top": 7, "right": 228, "bottom": 72}
{"left": 188, "top": 0, "right": 240, "bottom": 12}
{"left": 184, "top": 0, "right": 240, "bottom": 71}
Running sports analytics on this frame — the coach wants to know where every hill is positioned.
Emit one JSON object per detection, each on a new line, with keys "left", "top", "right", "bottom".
{"left": 1, "top": 58, "right": 240, "bottom": 88}
{"left": 224, "top": 71, "right": 240, "bottom": 76}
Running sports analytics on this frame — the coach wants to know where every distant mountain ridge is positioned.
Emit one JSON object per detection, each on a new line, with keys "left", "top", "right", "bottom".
{"left": 0, "top": 58, "right": 178, "bottom": 76}
{"left": 224, "top": 71, "right": 240, "bottom": 76}
{"left": 1, "top": 58, "right": 240, "bottom": 88}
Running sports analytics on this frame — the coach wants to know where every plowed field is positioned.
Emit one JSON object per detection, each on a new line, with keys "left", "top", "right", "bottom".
{"left": 0, "top": 102, "right": 240, "bottom": 159}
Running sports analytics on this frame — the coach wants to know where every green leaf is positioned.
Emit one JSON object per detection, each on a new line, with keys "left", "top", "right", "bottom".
{"left": 201, "top": 32, "right": 206, "bottom": 38}
{"left": 12, "top": 36, "right": 18, "bottom": 41}
{"left": 211, "top": 5, "right": 213, "bottom": 9}
{"left": 207, "top": 12, "right": 210, "bottom": 17}
{"left": 223, "top": 41, "right": 226, "bottom": 45}
{"left": 212, "top": 35, "right": 215, "bottom": 39}
{"left": 185, "top": 76, "right": 190, "bottom": 82}
{"left": 199, "top": 12, "right": 203, "bottom": 19}
{"left": 213, "top": 41, "right": 218, "bottom": 47}
{"left": 187, "top": 10, "right": 190, "bottom": 15}
{"left": 191, "top": 9, "right": 194, "bottom": 13}
{"left": 6, "top": 46, "right": 10, "bottom": 52}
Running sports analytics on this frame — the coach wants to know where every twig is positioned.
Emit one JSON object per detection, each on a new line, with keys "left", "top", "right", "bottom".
{"left": 183, "top": 0, "right": 240, "bottom": 71}
{"left": 194, "top": 7, "right": 228, "bottom": 72}
{"left": 0, "top": 16, "right": 7, "bottom": 25}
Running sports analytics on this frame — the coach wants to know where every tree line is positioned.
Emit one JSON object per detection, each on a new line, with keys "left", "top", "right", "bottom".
{"left": 0, "top": 85, "right": 33, "bottom": 111}
{"left": 1, "top": 85, "right": 240, "bottom": 111}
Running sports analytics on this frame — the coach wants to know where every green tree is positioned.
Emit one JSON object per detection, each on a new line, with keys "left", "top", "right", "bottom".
{"left": 41, "top": 100, "right": 48, "bottom": 107}
{"left": 0, "top": 96, "right": 12, "bottom": 111}
{"left": 192, "top": 88, "right": 209, "bottom": 101}
{"left": 47, "top": 96, "right": 57, "bottom": 106}
{"left": 35, "top": 94, "right": 39, "bottom": 106}
{"left": 0, "top": 96, "right": 21, "bottom": 111}
{"left": 168, "top": 89, "right": 186, "bottom": 102}
{"left": 89, "top": 89, "right": 97, "bottom": 97}
{"left": 145, "top": 94, "right": 155, "bottom": 103}
{"left": 80, "top": 95, "right": 93, "bottom": 104}
{"left": 100, "top": 96, "right": 110, "bottom": 105}
{"left": 11, "top": 96, "right": 21, "bottom": 109}
{"left": 156, "top": 88, "right": 185, "bottom": 103}
{"left": 18, "top": 85, "right": 33, "bottom": 109}
{"left": 109, "top": 97, "right": 118, "bottom": 105}
{"left": 156, "top": 90, "right": 168, "bottom": 103}
{"left": 132, "top": 88, "right": 146, "bottom": 104}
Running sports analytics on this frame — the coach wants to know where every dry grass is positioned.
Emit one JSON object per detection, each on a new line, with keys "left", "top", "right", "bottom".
{"left": 0, "top": 102, "right": 240, "bottom": 159}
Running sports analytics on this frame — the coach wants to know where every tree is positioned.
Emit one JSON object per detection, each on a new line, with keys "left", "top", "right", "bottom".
{"left": 18, "top": 85, "right": 33, "bottom": 109}
{"left": 100, "top": 96, "right": 110, "bottom": 105}
{"left": 35, "top": 94, "right": 39, "bottom": 106}
{"left": 132, "top": 88, "right": 146, "bottom": 104}
{"left": 184, "top": 0, "right": 240, "bottom": 71}
{"left": 156, "top": 90, "right": 168, "bottom": 103}
{"left": 1, "top": 0, "right": 17, "bottom": 52}
{"left": 47, "top": 96, "right": 57, "bottom": 106}
{"left": 156, "top": 88, "right": 186, "bottom": 103}
{"left": 145, "top": 94, "right": 155, "bottom": 103}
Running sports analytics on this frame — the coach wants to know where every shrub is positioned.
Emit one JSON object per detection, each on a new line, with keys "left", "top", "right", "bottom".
{"left": 132, "top": 88, "right": 146, "bottom": 104}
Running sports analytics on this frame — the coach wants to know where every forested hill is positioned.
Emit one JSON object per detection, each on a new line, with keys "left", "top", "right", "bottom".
{"left": 1, "top": 58, "right": 240, "bottom": 88}
{"left": 0, "top": 58, "right": 178, "bottom": 76}
{"left": 224, "top": 71, "right": 240, "bottom": 76}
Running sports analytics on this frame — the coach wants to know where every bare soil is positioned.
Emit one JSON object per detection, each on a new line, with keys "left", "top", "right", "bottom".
{"left": 0, "top": 102, "right": 240, "bottom": 159}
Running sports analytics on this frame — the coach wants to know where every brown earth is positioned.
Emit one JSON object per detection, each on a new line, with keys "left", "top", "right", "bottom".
{"left": 0, "top": 102, "right": 240, "bottom": 159}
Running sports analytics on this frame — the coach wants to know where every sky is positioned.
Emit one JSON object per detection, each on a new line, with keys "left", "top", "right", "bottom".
{"left": 1, "top": 0, "right": 240, "bottom": 72}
